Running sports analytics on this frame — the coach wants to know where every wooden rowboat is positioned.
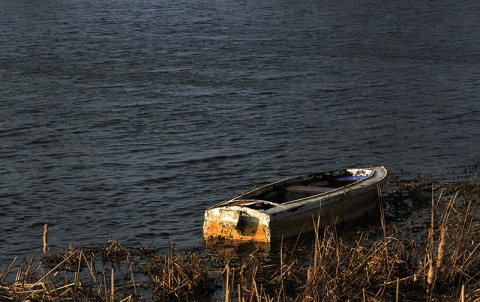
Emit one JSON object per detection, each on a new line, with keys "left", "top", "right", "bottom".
{"left": 203, "top": 166, "right": 387, "bottom": 243}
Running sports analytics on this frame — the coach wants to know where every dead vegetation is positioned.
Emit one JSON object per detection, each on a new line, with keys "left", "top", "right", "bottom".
{"left": 1, "top": 168, "right": 479, "bottom": 301}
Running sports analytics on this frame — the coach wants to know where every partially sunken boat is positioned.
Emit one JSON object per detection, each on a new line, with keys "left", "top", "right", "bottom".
{"left": 203, "top": 166, "right": 387, "bottom": 243}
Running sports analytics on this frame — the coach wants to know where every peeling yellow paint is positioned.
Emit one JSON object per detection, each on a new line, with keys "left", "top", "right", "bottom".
{"left": 203, "top": 207, "right": 271, "bottom": 242}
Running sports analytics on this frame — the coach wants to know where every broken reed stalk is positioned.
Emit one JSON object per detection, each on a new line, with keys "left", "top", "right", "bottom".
{"left": 425, "top": 185, "right": 436, "bottom": 300}
{"left": 1, "top": 256, "right": 17, "bottom": 283}
{"left": 111, "top": 268, "right": 115, "bottom": 302}
{"left": 396, "top": 277, "right": 399, "bottom": 302}
{"left": 426, "top": 259, "right": 434, "bottom": 300}
{"left": 74, "top": 251, "right": 83, "bottom": 300}
{"left": 127, "top": 255, "right": 138, "bottom": 297}
{"left": 43, "top": 222, "right": 48, "bottom": 255}
{"left": 378, "top": 184, "right": 387, "bottom": 243}
{"left": 426, "top": 185, "right": 448, "bottom": 301}
{"left": 225, "top": 264, "right": 230, "bottom": 302}
{"left": 34, "top": 252, "right": 76, "bottom": 286}
{"left": 103, "top": 270, "right": 108, "bottom": 302}
{"left": 436, "top": 225, "right": 446, "bottom": 269}
{"left": 450, "top": 197, "right": 472, "bottom": 272}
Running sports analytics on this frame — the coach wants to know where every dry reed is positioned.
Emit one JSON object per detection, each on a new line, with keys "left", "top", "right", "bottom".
{"left": 216, "top": 172, "right": 480, "bottom": 302}
{"left": 1, "top": 170, "right": 479, "bottom": 301}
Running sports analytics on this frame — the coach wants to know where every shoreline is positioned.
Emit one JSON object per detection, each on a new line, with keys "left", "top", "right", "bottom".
{"left": 1, "top": 169, "right": 479, "bottom": 301}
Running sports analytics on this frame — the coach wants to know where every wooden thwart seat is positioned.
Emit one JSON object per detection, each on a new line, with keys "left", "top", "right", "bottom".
{"left": 287, "top": 186, "right": 334, "bottom": 194}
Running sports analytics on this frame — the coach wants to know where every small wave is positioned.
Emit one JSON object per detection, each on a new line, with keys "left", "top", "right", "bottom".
{"left": 184, "top": 150, "right": 261, "bottom": 164}
{"left": 319, "top": 86, "right": 354, "bottom": 92}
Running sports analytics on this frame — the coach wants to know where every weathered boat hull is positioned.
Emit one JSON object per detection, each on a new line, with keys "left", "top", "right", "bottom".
{"left": 203, "top": 166, "right": 387, "bottom": 243}
{"left": 268, "top": 185, "right": 380, "bottom": 240}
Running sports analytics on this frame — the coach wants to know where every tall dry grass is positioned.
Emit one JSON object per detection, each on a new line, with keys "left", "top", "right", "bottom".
{"left": 143, "top": 244, "right": 215, "bottom": 301}
{"left": 218, "top": 179, "right": 480, "bottom": 302}
{"left": 0, "top": 241, "right": 217, "bottom": 301}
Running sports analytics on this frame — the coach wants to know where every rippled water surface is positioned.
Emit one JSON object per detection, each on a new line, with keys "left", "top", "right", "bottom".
{"left": 1, "top": 0, "right": 479, "bottom": 262}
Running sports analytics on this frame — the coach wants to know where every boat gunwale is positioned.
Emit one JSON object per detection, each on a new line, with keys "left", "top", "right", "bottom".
{"left": 275, "top": 166, "right": 386, "bottom": 210}
{"left": 208, "top": 166, "right": 387, "bottom": 213}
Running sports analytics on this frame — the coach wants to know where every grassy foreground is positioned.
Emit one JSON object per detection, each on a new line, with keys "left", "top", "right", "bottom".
{"left": 1, "top": 169, "right": 479, "bottom": 301}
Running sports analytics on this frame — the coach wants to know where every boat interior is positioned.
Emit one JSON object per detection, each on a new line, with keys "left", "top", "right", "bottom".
{"left": 226, "top": 173, "right": 368, "bottom": 210}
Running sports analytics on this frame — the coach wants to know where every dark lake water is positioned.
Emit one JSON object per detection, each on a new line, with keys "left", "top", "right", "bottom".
{"left": 1, "top": 0, "right": 479, "bottom": 263}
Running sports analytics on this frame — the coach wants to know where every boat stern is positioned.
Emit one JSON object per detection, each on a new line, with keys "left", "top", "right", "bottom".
{"left": 203, "top": 206, "right": 271, "bottom": 242}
